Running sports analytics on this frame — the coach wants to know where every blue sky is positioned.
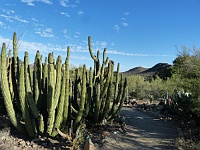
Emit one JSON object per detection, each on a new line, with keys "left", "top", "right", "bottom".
{"left": 0, "top": 0, "right": 200, "bottom": 72}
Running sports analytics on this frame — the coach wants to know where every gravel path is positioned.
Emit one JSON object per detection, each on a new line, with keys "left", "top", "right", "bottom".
{"left": 0, "top": 106, "right": 179, "bottom": 150}
{"left": 99, "top": 106, "right": 178, "bottom": 150}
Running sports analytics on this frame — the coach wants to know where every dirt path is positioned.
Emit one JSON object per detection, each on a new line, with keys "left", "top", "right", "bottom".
{"left": 0, "top": 106, "right": 179, "bottom": 150}
{"left": 98, "top": 106, "right": 178, "bottom": 150}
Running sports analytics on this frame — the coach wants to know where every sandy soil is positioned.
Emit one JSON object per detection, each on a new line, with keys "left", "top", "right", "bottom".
{"left": 97, "top": 106, "right": 178, "bottom": 150}
{"left": 0, "top": 105, "right": 179, "bottom": 150}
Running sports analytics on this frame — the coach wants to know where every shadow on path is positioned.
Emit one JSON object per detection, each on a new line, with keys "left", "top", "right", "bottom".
{"left": 100, "top": 106, "right": 178, "bottom": 150}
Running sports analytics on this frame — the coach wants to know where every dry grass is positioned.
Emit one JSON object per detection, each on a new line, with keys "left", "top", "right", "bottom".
{"left": 175, "top": 137, "right": 200, "bottom": 150}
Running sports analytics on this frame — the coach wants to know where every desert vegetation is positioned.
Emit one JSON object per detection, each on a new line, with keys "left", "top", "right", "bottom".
{"left": 0, "top": 32, "right": 127, "bottom": 149}
{"left": 126, "top": 46, "right": 200, "bottom": 118}
{"left": 0, "top": 32, "right": 200, "bottom": 149}
{"left": 125, "top": 46, "right": 200, "bottom": 148}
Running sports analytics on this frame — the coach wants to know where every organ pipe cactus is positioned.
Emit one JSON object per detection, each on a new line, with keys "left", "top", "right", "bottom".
{"left": 88, "top": 36, "right": 128, "bottom": 124}
{"left": 51, "top": 64, "right": 66, "bottom": 137}
{"left": 19, "top": 63, "right": 35, "bottom": 137}
{"left": 63, "top": 47, "right": 70, "bottom": 125}
{"left": 0, "top": 32, "right": 127, "bottom": 141}
{"left": 46, "top": 52, "right": 56, "bottom": 135}
{"left": 24, "top": 52, "right": 40, "bottom": 119}
{"left": 13, "top": 32, "right": 18, "bottom": 80}
{"left": 33, "top": 51, "right": 43, "bottom": 110}
{"left": 73, "top": 64, "right": 87, "bottom": 129}
{"left": 1, "top": 43, "right": 24, "bottom": 133}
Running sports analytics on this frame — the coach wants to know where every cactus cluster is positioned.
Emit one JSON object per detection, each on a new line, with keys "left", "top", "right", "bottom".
{"left": 0, "top": 32, "right": 127, "bottom": 139}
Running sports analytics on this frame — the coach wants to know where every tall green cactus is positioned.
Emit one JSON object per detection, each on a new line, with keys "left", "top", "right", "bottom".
{"left": 24, "top": 52, "right": 40, "bottom": 119}
{"left": 1, "top": 43, "right": 24, "bottom": 133}
{"left": 63, "top": 46, "right": 70, "bottom": 125}
{"left": 13, "top": 32, "right": 18, "bottom": 80}
{"left": 46, "top": 52, "right": 56, "bottom": 135}
{"left": 33, "top": 51, "right": 43, "bottom": 111}
{"left": 53, "top": 55, "right": 62, "bottom": 109}
{"left": 12, "top": 32, "right": 21, "bottom": 111}
{"left": 101, "top": 60, "right": 114, "bottom": 120}
{"left": 1, "top": 33, "right": 128, "bottom": 141}
{"left": 87, "top": 36, "right": 128, "bottom": 123}
{"left": 19, "top": 63, "right": 35, "bottom": 137}
{"left": 48, "top": 55, "right": 62, "bottom": 136}
{"left": 74, "top": 64, "right": 87, "bottom": 129}
{"left": 51, "top": 64, "right": 66, "bottom": 137}
{"left": 84, "top": 67, "right": 93, "bottom": 117}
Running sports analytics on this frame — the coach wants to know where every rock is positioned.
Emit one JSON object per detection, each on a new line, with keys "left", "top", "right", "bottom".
{"left": 102, "top": 131, "right": 110, "bottom": 137}
{"left": 1, "top": 135, "right": 6, "bottom": 140}
{"left": 13, "top": 145, "right": 18, "bottom": 149}
{"left": 32, "top": 144, "right": 38, "bottom": 149}
{"left": 32, "top": 138, "right": 40, "bottom": 142}
{"left": 18, "top": 140, "right": 26, "bottom": 147}
{"left": 113, "top": 131, "right": 119, "bottom": 134}
{"left": 84, "top": 137, "right": 96, "bottom": 150}
{"left": 41, "top": 142, "right": 48, "bottom": 147}
{"left": 26, "top": 141, "right": 30, "bottom": 146}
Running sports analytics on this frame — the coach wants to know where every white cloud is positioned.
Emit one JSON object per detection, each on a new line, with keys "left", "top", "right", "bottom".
{"left": 21, "top": 0, "right": 52, "bottom": 6}
{"left": 0, "top": 35, "right": 169, "bottom": 63}
{"left": 106, "top": 50, "right": 168, "bottom": 57}
{"left": 0, "top": 14, "right": 29, "bottom": 23}
{"left": 113, "top": 25, "right": 120, "bottom": 32}
{"left": 71, "top": 55, "right": 91, "bottom": 60}
{"left": 122, "top": 22, "right": 128, "bottom": 27}
{"left": 100, "top": 42, "right": 107, "bottom": 48}
{"left": 121, "top": 17, "right": 126, "bottom": 21}
{"left": 78, "top": 10, "right": 84, "bottom": 15}
{"left": 60, "top": 12, "right": 70, "bottom": 17}
{"left": 34, "top": 23, "right": 44, "bottom": 27}
{"left": 111, "top": 42, "right": 115, "bottom": 46}
{"left": 124, "top": 12, "right": 130, "bottom": 16}
{"left": 40, "top": 0, "right": 52, "bottom": 4}
{"left": 63, "top": 29, "right": 67, "bottom": 34}
{"left": 69, "top": 44, "right": 88, "bottom": 53}
{"left": 0, "top": 21, "right": 3, "bottom": 26}
{"left": 31, "top": 18, "right": 38, "bottom": 22}
{"left": 2, "top": 9, "right": 15, "bottom": 15}
{"left": 0, "top": 21, "right": 7, "bottom": 29}
{"left": 62, "top": 29, "right": 70, "bottom": 39}
{"left": 0, "top": 14, "right": 13, "bottom": 23}
{"left": 13, "top": 15, "right": 29, "bottom": 23}
{"left": 60, "top": 0, "right": 76, "bottom": 8}
{"left": 0, "top": 21, "right": 10, "bottom": 29}
{"left": 21, "top": 0, "right": 35, "bottom": 6}
{"left": 60, "top": 0, "right": 68, "bottom": 7}
{"left": 60, "top": 0, "right": 67, "bottom": 7}
{"left": 35, "top": 27, "right": 54, "bottom": 38}
{"left": 74, "top": 31, "right": 80, "bottom": 38}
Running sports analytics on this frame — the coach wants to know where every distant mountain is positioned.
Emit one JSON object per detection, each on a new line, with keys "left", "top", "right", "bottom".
{"left": 123, "top": 66, "right": 148, "bottom": 76}
{"left": 123, "top": 63, "right": 172, "bottom": 77}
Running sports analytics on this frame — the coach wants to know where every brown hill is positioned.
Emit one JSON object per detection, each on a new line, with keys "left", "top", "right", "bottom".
{"left": 123, "top": 66, "right": 148, "bottom": 75}
{"left": 123, "top": 63, "right": 172, "bottom": 76}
